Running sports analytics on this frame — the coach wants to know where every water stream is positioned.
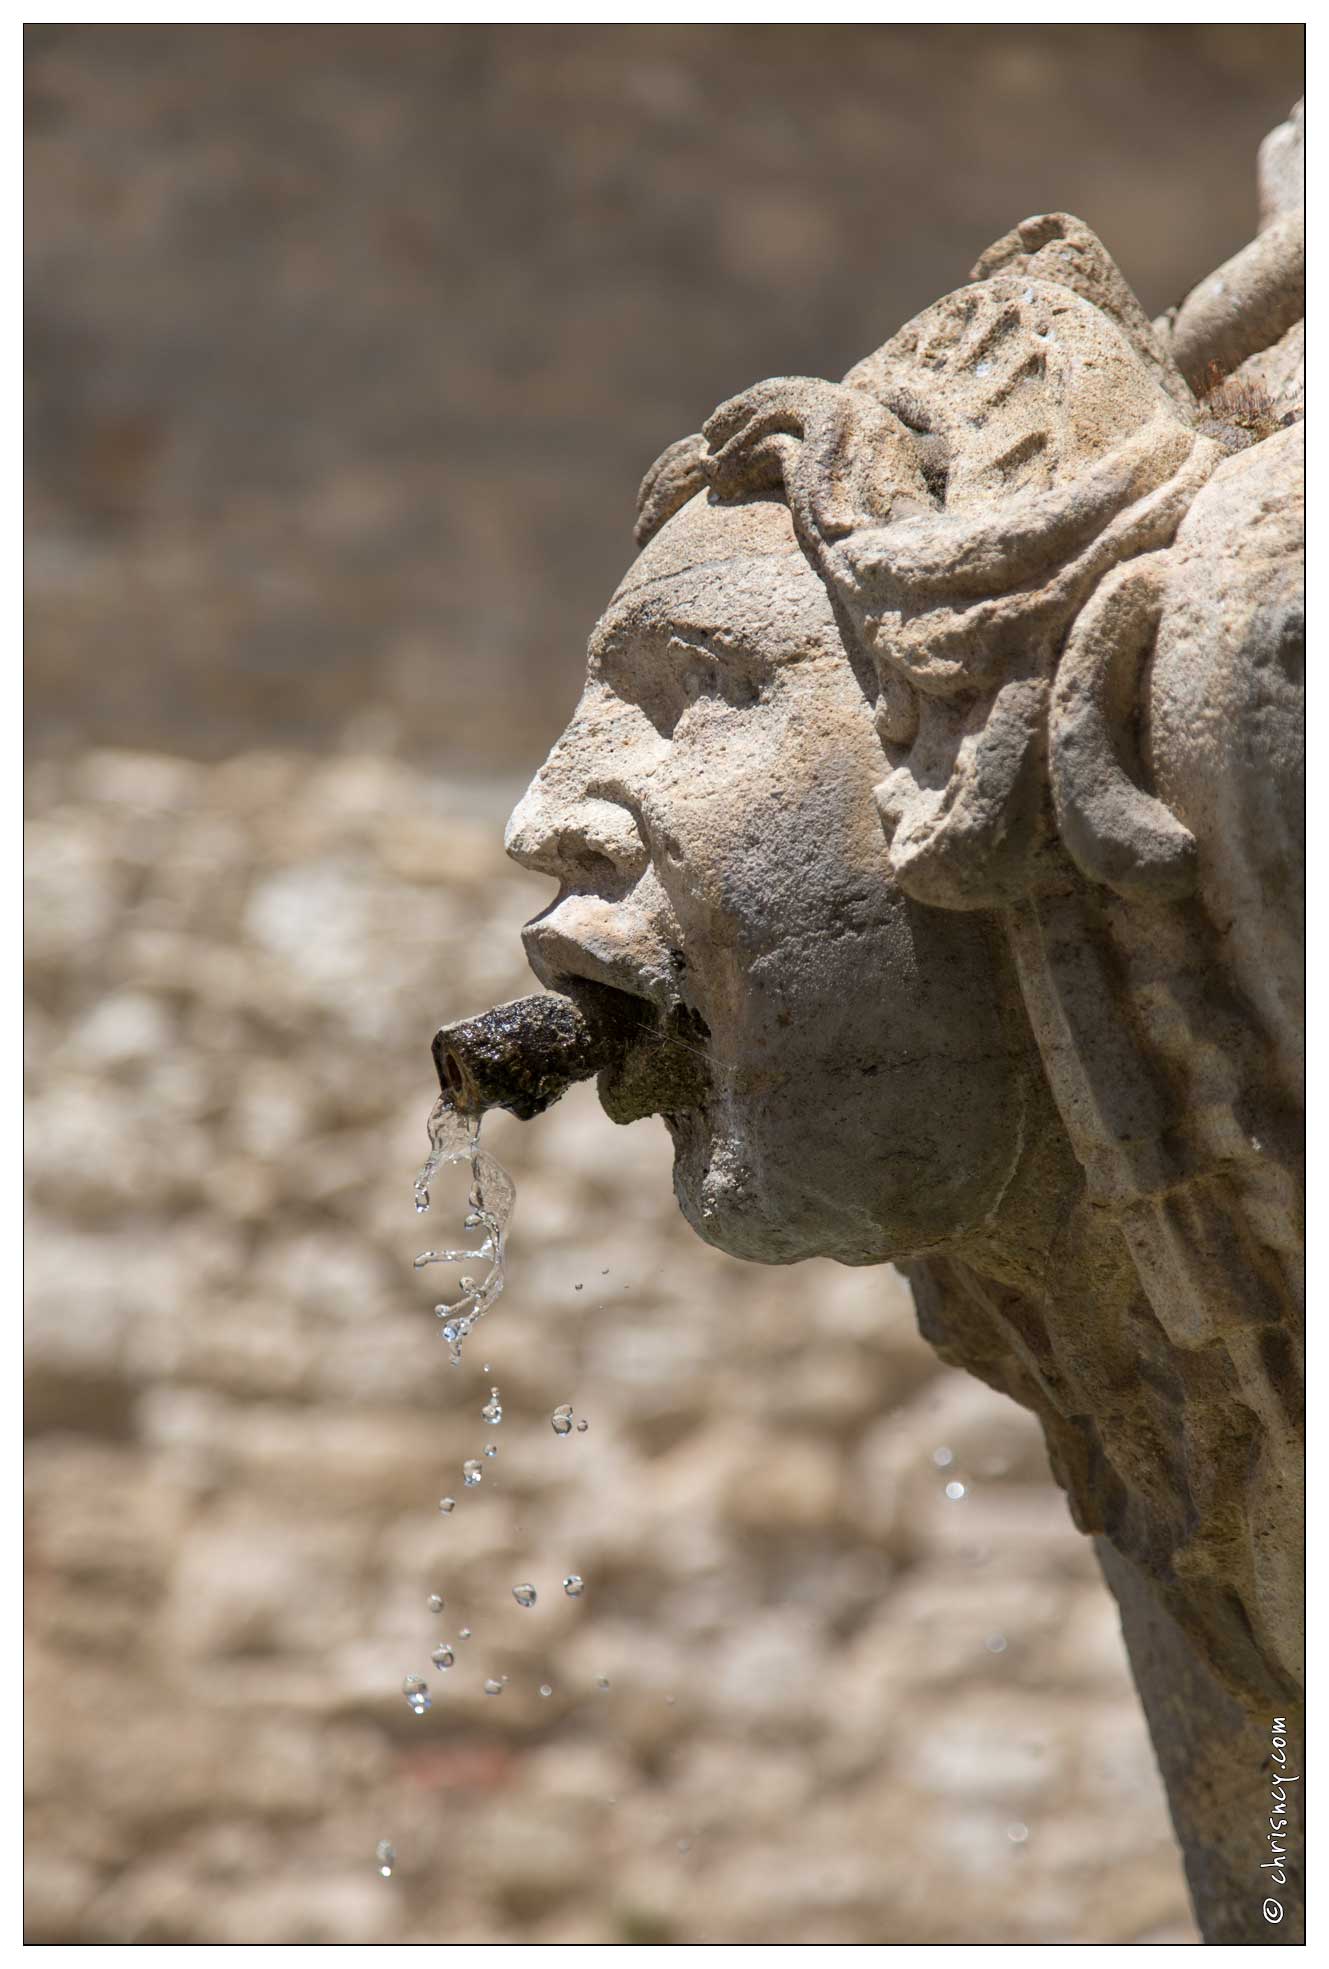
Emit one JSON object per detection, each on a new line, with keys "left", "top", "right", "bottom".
{"left": 382, "top": 1088, "right": 599, "bottom": 1878}
{"left": 412, "top": 1094, "right": 515, "bottom": 1365}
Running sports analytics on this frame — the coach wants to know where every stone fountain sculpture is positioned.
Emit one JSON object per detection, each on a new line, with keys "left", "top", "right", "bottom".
{"left": 443, "top": 106, "right": 1304, "bottom": 1943}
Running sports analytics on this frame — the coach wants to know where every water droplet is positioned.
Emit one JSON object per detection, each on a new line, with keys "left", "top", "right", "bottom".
{"left": 459, "top": 1626, "right": 472, "bottom": 1640}
{"left": 601, "top": 1269, "right": 609, "bottom": 1275}
{"left": 595, "top": 1675, "right": 610, "bottom": 1692}
{"left": 574, "top": 1282, "right": 583, "bottom": 1291}
{"left": 1007, "top": 1821, "right": 1029, "bottom": 1844}
{"left": 482, "top": 1362, "right": 492, "bottom": 1373}
{"left": 551, "top": 1415, "right": 573, "bottom": 1437}
{"left": 401, "top": 1674, "right": 431, "bottom": 1716}
{"left": 932, "top": 1446, "right": 954, "bottom": 1468}
{"left": 462, "top": 1460, "right": 482, "bottom": 1487}
{"left": 985, "top": 1632, "right": 1007, "bottom": 1655}
{"left": 539, "top": 1683, "right": 553, "bottom": 1698}
{"left": 483, "top": 1443, "right": 498, "bottom": 1458}
{"left": 426, "top": 1592, "right": 444, "bottom": 1613}
{"left": 438, "top": 1496, "right": 456, "bottom": 1515}
{"left": 376, "top": 1838, "right": 396, "bottom": 1877}
{"left": 944, "top": 1480, "right": 967, "bottom": 1501}
{"left": 512, "top": 1582, "right": 538, "bottom": 1608}
{"left": 483, "top": 1678, "right": 504, "bottom": 1696}
{"left": 415, "top": 1195, "right": 430, "bottom": 1215}
{"left": 481, "top": 1387, "right": 503, "bottom": 1425}
{"left": 576, "top": 1418, "right": 589, "bottom": 1433}
{"left": 430, "top": 1643, "right": 455, "bottom": 1670}
{"left": 562, "top": 1574, "right": 584, "bottom": 1598}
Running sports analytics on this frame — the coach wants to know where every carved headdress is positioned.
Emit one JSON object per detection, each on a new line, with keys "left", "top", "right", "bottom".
{"left": 637, "top": 217, "right": 1220, "bottom": 913}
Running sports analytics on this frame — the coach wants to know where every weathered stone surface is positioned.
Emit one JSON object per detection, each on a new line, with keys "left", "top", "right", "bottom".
{"left": 502, "top": 106, "right": 1303, "bottom": 1943}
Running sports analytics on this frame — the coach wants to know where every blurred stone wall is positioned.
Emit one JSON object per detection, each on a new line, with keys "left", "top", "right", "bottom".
{"left": 27, "top": 23, "right": 1303, "bottom": 1946}
{"left": 26, "top": 24, "right": 1303, "bottom": 772}
{"left": 26, "top": 750, "right": 1197, "bottom": 1944}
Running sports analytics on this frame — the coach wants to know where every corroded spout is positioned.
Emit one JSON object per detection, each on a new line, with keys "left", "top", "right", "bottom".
{"left": 432, "top": 990, "right": 633, "bottom": 1121}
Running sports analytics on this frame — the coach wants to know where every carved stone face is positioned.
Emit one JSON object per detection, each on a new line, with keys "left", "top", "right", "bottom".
{"left": 505, "top": 491, "right": 1027, "bottom": 1265}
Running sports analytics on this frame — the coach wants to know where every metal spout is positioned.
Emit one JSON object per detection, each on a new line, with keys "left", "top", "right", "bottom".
{"left": 432, "top": 989, "right": 635, "bottom": 1121}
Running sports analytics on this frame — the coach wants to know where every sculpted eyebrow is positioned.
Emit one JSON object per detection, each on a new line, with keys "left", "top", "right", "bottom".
{"left": 590, "top": 613, "right": 767, "bottom": 681}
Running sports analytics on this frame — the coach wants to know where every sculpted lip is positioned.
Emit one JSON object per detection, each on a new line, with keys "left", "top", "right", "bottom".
{"left": 521, "top": 910, "right": 678, "bottom": 1019}
{"left": 522, "top": 910, "right": 711, "bottom": 1122}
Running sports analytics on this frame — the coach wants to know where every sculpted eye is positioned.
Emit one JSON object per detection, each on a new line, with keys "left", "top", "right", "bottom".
{"left": 667, "top": 637, "right": 760, "bottom": 716}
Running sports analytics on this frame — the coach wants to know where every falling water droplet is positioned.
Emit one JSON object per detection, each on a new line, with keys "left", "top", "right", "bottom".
{"left": 426, "top": 1593, "right": 444, "bottom": 1614}
{"left": 462, "top": 1460, "right": 482, "bottom": 1487}
{"left": 595, "top": 1675, "right": 610, "bottom": 1692}
{"left": 459, "top": 1625, "right": 472, "bottom": 1640}
{"left": 944, "top": 1480, "right": 967, "bottom": 1501}
{"left": 402, "top": 1674, "right": 431, "bottom": 1716}
{"left": 985, "top": 1632, "right": 1008, "bottom": 1655}
{"left": 1007, "top": 1821, "right": 1029, "bottom": 1844}
{"left": 574, "top": 1282, "right": 583, "bottom": 1291}
{"left": 539, "top": 1683, "right": 553, "bottom": 1698}
{"left": 438, "top": 1496, "right": 456, "bottom": 1515}
{"left": 576, "top": 1418, "right": 589, "bottom": 1433}
{"left": 512, "top": 1582, "right": 538, "bottom": 1608}
{"left": 932, "top": 1446, "right": 954, "bottom": 1468}
{"left": 376, "top": 1839, "right": 396, "bottom": 1877}
{"left": 551, "top": 1403, "right": 574, "bottom": 1437}
{"left": 430, "top": 1643, "right": 455, "bottom": 1670}
{"left": 562, "top": 1574, "right": 584, "bottom": 1598}
{"left": 483, "top": 1443, "right": 498, "bottom": 1459}
{"left": 483, "top": 1678, "right": 504, "bottom": 1696}
{"left": 481, "top": 1387, "right": 503, "bottom": 1425}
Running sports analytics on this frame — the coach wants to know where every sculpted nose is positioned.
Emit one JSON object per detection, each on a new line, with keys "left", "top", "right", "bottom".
{"left": 504, "top": 775, "right": 648, "bottom": 884}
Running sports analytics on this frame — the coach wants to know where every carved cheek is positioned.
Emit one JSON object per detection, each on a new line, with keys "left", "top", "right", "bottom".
{"left": 667, "top": 696, "right": 847, "bottom": 936}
